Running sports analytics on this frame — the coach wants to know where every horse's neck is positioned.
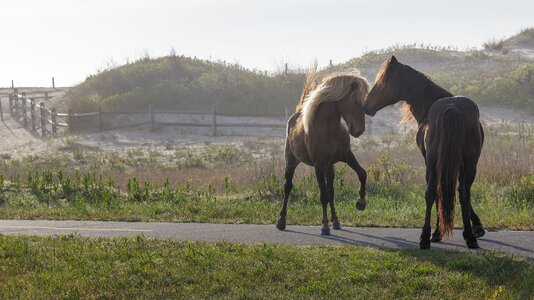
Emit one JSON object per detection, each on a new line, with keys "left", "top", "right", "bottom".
{"left": 309, "top": 103, "right": 341, "bottom": 134}
{"left": 405, "top": 80, "right": 452, "bottom": 125}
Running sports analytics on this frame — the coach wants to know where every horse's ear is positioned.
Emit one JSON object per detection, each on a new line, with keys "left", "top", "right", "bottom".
{"left": 390, "top": 55, "right": 398, "bottom": 63}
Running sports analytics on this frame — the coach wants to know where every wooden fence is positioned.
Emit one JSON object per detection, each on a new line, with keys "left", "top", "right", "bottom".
{"left": 7, "top": 89, "right": 67, "bottom": 136}
{"left": 6, "top": 90, "right": 288, "bottom": 137}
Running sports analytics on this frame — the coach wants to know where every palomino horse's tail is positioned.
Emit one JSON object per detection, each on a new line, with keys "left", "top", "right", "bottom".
{"left": 295, "top": 61, "right": 318, "bottom": 112}
{"left": 436, "top": 106, "right": 463, "bottom": 237}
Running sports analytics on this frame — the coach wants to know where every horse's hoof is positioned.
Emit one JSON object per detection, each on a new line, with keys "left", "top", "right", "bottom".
{"left": 321, "top": 227, "right": 330, "bottom": 236}
{"left": 473, "top": 225, "right": 485, "bottom": 238}
{"left": 276, "top": 219, "right": 286, "bottom": 231}
{"left": 419, "top": 240, "right": 431, "bottom": 249}
{"left": 430, "top": 232, "right": 442, "bottom": 243}
{"left": 466, "top": 240, "right": 480, "bottom": 249}
{"left": 356, "top": 198, "right": 366, "bottom": 211}
{"left": 332, "top": 221, "right": 341, "bottom": 230}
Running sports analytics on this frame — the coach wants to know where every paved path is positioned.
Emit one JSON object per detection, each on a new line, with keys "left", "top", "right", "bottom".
{"left": 0, "top": 220, "right": 533, "bottom": 258}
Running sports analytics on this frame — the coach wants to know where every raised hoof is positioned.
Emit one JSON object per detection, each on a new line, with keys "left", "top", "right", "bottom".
{"left": 356, "top": 197, "right": 366, "bottom": 211}
{"left": 419, "top": 240, "right": 431, "bottom": 249}
{"left": 321, "top": 227, "right": 331, "bottom": 236}
{"left": 466, "top": 240, "right": 480, "bottom": 249}
{"left": 276, "top": 219, "right": 286, "bottom": 231}
{"left": 473, "top": 225, "right": 486, "bottom": 238}
{"left": 332, "top": 221, "right": 341, "bottom": 230}
{"left": 430, "top": 232, "right": 442, "bottom": 243}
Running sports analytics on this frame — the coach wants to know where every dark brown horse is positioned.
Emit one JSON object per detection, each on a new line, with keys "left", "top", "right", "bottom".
{"left": 364, "top": 56, "right": 485, "bottom": 249}
{"left": 276, "top": 67, "right": 369, "bottom": 235}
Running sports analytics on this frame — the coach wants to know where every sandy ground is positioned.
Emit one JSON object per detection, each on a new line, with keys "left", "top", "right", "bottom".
{"left": 1, "top": 89, "right": 533, "bottom": 159}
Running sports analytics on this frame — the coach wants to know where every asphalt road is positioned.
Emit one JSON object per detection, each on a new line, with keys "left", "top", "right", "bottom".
{"left": 1, "top": 219, "right": 533, "bottom": 258}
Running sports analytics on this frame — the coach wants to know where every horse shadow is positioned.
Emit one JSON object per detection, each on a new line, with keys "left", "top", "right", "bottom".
{"left": 284, "top": 227, "right": 420, "bottom": 249}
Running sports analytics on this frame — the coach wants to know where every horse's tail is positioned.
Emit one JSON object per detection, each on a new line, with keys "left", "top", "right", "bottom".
{"left": 295, "top": 61, "right": 318, "bottom": 112}
{"left": 436, "top": 106, "right": 463, "bottom": 237}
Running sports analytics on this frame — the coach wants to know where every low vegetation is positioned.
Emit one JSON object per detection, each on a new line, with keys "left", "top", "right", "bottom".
{"left": 59, "top": 28, "right": 534, "bottom": 115}
{"left": 0, "top": 235, "right": 532, "bottom": 299}
{"left": 0, "top": 124, "right": 532, "bottom": 229}
{"left": 61, "top": 55, "right": 305, "bottom": 116}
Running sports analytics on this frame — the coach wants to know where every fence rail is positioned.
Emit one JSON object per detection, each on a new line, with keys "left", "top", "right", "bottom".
{"left": 6, "top": 90, "right": 288, "bottom": 137}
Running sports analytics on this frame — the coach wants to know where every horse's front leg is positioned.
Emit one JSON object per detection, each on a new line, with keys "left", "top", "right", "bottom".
{"left": 341, "top": 151, "right": 367, "bottom": 210}
{"left": 325, "top": 165, "right": 340, "bottom": 230}
{"left": 315, "top": 167, "right": 330, "bottom": 235}
{"left": 420, "top": 166, "right": 436, "bottom": 249}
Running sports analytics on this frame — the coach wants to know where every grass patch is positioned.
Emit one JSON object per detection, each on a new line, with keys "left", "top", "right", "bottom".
{"left": 0, "top": 178, "right": 532, "bottom": 230}
{"left": 0, "top": 235, "right": 532, "bottom": 299}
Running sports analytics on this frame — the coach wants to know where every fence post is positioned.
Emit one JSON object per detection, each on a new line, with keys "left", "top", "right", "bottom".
{"left": 40, "top": 102, "right": 46, "bottom": 137}
{"left": 8, "top": 94, "right": 12, "bottom": 115}
{"left": 68, "top": 109, "right": 73, "bottom": 132}
{"left": 284, "top": 63, "right": 288, "bottom": 75}
{"left": 52, "top": 77, "right": 55, "bottom": 89}
{"left": 30, "top": 99, "right": 36, "bottom": 131}
{"left": 14, "top": 92, "right": 19, "bottom": 117}
{"left": 11, "top": 80, "right": 14, "bottom": 89}
{"left": 22, "top": 98, "right": 27, "bottom": 127}
{"left": 51, "top": 108, "right": 57, "bottom": 134}
{"left": 367, "top": 117, "right": 372, "bottom": 135}
{"left": 211, "top": 107, "right": 217, "bottom": 136}
{"left": 149, "top": 104, "right": 154, "bottom": 129}
{"left": 97, "top": 108, "right": 102, "bottom": 132}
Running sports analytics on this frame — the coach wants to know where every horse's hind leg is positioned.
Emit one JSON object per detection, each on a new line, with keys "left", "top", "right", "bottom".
{"left": 458, "top": 165, "right": 485, "bottom": 238}
{"left": 430, "top": 203, "right": 442, "bottom": 243}
{"left": 459, "top": 162, "right": 479, "bottom": 249}
{"left": 276, "top": 145, "right": 299, "bottom": 231}
{"left": 431, "top": 166, "right": 485, "bottom": 241}
{"left": 341, "top": 151, "right": 367, "bottom": 211}
{"left": 470, "top": 206, "right": 485, "bottom": 238}
{"left": 325, "top": 165, "right": 340, "bottom": 230}
{"left": 315, "top": 167, "right": 330, "bottom": 235}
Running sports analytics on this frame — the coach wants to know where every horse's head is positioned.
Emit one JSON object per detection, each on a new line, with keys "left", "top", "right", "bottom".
{"left": 364, "top": 56, "right": 402, "bottom": 116}
{"left": 301, "top": 73, "right": 369, "bottom": 138}
{"left": 337, "top": 76, "right": 369, "bottom": 138}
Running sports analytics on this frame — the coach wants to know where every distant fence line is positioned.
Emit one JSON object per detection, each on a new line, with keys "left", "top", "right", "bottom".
{"left": 5, "top": 90, "right": 290, "bottom": 137}
{"left": 4, "top": 90, "right": 533, "bottom": 139}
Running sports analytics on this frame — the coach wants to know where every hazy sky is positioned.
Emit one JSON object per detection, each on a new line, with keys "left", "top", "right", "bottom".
{"left": 1, "top": 0, "right": 533, "bottom": 87}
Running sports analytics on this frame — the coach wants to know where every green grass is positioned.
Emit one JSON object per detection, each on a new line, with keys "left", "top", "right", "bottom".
{"left": 0, "top": 235, "right": 532, "bottom": 299}
{"left": 0, "top": 178, "right": 532, "bottom": 230}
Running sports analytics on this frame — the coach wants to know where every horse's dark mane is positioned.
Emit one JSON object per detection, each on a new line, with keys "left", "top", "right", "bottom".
{"left": 396, "top": 64, "right": 452, "bottom": 124}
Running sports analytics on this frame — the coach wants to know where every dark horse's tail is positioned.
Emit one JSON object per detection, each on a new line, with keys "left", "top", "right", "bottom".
{"left": 436, "top": 106, "right": 463, "bottom": 237}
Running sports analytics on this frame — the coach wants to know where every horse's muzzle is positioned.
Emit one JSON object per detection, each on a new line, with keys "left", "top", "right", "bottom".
{"left": 364, "top": 105, "right": 377, "bottom": 116}
{"left": 349, "top": 125, "right": 364, "bottom": 138}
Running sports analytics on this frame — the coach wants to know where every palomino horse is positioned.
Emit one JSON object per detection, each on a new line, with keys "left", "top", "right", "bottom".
{"left": 364, "top": 56, "right": 485, "bottom": 249}
{"left": 276, "top": 67, "right": 369, "bottom": 235}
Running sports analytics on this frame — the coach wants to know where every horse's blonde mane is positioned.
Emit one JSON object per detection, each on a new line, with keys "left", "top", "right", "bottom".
{"left": 301, "top": 70, "right": 369, "bottom": 134}
{"left": 295, "top": 61, "right": 318, "bottom": 113}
